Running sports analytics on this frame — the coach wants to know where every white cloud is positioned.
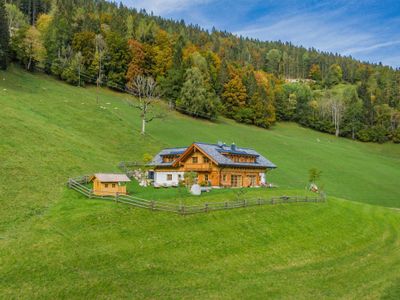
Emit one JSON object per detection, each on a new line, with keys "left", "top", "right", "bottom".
{"left": 234, "top": 11, "right": 371, "bottom": 53}
{"left": 342, "top": 40, "right": 400, "bottom": 55}
{"left": 233, "top": 6, "right": 400, "bottom": 67}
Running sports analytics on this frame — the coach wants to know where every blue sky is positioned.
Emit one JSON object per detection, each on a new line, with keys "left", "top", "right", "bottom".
{"left": 121, "top": 0, "right": 400, "bottom": 68}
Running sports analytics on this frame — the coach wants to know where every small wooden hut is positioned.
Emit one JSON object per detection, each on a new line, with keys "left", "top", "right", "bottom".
{"left": 91, "top": 173, "right": 131, "bottom": 196}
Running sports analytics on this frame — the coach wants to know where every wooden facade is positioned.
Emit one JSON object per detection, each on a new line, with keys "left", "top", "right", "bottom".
{"left": 91, "top": 174, "right": 131, "bottom": 196}
{"left": 154, "top": 143, "right": 269, "bottom": 188}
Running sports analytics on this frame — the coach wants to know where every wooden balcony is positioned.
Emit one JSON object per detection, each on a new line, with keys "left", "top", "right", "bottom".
{"left": 183, "top": 163, "right": 212, "bottom": 172}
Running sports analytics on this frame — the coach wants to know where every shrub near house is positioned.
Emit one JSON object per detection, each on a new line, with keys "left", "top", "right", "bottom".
{"left": 149, "top": 142, "right": 276, "bottom": 187}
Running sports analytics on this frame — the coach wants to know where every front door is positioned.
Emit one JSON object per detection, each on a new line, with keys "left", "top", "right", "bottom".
{"left": 247, "top": 175, "right": 256, "bottom": 187}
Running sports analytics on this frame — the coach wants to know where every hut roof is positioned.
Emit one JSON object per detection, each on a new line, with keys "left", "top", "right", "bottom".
{"left": 93, "top": 173, "right": 131, "bottom": 183}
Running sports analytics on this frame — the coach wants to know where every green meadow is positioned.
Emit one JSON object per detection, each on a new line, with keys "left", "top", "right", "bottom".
{"left": 1, "top": 66, "right": 400, "bottom": 299}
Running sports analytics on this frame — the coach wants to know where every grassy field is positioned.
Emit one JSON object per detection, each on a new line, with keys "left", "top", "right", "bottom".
{"left": 1, "top": 66, "right": 400, "bottom": 298}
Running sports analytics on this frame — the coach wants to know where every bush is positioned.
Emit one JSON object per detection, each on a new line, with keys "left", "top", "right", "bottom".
{"left": 357, "top": 126, "right": 389, "bottom": 143}
{"left": 357, "top": 128, "right": 371, "bottom": 142}
{"left": 61, "top": 66, "right": 79, "bottom": 85}
{"left": 234, "top": 108, "right": 254, "bottom": 124}
{"left": 392, "top": 128, "right": 400, "bottom": 143}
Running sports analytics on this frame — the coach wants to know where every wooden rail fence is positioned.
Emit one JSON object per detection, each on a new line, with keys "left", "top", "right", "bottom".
{"left": 67, "top": 176, "right": 326, "bottom": 215}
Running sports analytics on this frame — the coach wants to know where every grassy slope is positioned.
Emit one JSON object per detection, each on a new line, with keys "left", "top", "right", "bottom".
{"left": 1, "top": 66, "right": 400, "bottom": 298}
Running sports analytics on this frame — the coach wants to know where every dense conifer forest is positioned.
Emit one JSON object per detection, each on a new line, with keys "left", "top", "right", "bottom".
{"left": 1, "top": 0, "right": 399, "bottom": 143}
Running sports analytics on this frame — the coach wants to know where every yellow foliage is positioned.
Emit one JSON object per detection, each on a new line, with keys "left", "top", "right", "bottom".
{"left": 182, "top": 43, "right": 199, "bottom": 62}
{"left": 36, "top": 14, "right": 52, "bottom": 35}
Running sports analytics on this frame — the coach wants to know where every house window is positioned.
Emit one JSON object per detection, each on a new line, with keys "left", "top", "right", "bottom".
{"left": 222, "top": 174, "right": 227, "bottom": 181}
{"left": 112, "top": 183, "right": 116, "bottom": 188}
{"left": 203, "top": 157, "right": 210, "bottom": 163}
{"left": 167, "top": 174, "right": 173, "bottom": 181}
{"left": 192, "top": 157, "right": 198, "bottom": 163}
{"left": 105, "top": 183, "right": 109, "bottom": 188}
{"left": 205, "top": 174, "right": 209, "bottom": 182}
{"left": 231, "top": 175, "right": 242, "bottom": 187}
{"left": 231, "top": 156, "right": 240, "bottom": 162}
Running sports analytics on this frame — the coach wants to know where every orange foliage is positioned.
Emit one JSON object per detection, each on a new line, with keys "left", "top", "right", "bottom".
{"left": 126, "top": 39, "right": 145, "bottom": 81}
{"left": 182, "top": 43, "right": 199, "bottom": 62}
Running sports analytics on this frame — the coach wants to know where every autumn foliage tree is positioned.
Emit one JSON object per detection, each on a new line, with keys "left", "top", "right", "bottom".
{"left": 222, "top": 75, "right": 247, "bottom": 118}
{"left": 309, "top": 64, "right": 322, "bottom": 82}
{"left": 126, "top": 39, "right": 145, "bottom": 83}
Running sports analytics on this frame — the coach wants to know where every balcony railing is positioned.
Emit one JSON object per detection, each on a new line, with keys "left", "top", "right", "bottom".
{"left": 184, "top": 163, "right": 212, "bottom": 171}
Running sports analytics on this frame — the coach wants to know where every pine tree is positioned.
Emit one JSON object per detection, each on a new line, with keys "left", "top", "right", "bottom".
{"left": 343, "top": 86, "right": 363, "bottom": 139}
{"left": 159, "top": 34, "right": 185, "bottom": 108}
{"left": 0, "top": 0, "right": 10, "bottom": 69}
{"left": 265, "top": 49, "right": 282, "bottom": 76}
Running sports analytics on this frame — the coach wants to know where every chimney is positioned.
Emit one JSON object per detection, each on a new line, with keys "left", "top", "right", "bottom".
{"left": 231, "top": 143, "right": 236, "bottom": 151}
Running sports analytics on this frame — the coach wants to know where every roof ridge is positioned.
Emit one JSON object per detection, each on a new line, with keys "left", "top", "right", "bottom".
{"left": 161, "top": 146, "right": 188, "bottom": 150}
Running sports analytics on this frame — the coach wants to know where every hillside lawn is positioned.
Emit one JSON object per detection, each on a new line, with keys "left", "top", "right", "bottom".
{"left": 1, "top": 66, "right": 400, "bottom": 298}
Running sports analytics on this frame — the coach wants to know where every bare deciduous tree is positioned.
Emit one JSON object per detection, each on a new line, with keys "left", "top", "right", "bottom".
{"left": 330, "top": 98, "right": 346, "bottom": 137}
{"left": 126, "top": 75, "right": 164, "bottom": 135}
{"left": 94, "top": 34, "right": 106, "bottom": 104}
{"left": 322, "top": 91, "right": 346, "bottom": 137}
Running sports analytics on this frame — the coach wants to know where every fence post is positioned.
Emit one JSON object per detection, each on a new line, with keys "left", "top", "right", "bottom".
{"left": 258, "top": 198, "right": 262, "bottom": 205}
{"left": 205, "top": 203, "right": 209, "bottom": 213}
{"left": 271, "top": 198, "right": 274, "bottom": 205}
{"left": 151, "top": 201, "right": 155, "bottom": 210}
{"left": 89, "top": 189, "right": 93, "bottom": 199}
{"left": 321, "top": 192, "right": 326, "bottom": 202}
{"left": 181, "top": 205, "right": 185, "bottom": 215}
{"left": 243, "top": 199, "right": 247, "bottom": 207}
{"left": 225, "top": 202, "right": 228, "bottom": 209}
{"left": 115, "top": 192, "right": 119, "bottom": 203}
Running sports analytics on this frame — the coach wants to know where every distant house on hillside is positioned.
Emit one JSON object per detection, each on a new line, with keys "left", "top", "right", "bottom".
{"left": 285, "top": 78, "right": 315, "bottom": 84}
{"left": 148, "top": 142, "right": 276, "bottom": 188}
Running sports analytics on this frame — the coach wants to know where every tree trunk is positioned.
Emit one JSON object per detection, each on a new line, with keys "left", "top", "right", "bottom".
{"left": 27, "top": 55, "right": 32, "bottom": 71}
{"left": 141, "top": 118, "right": 146, "bottom": 135}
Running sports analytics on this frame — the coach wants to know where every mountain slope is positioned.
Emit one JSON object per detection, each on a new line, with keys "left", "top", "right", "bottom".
{"left": 1, "top": 67, "right": 400, "bottom": 298}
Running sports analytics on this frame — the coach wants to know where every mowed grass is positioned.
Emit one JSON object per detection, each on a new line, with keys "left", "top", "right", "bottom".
{"left": 1, "top": 66, "right": 400, "bottom": 298}
{"left": 1, "top": 194, "right": 400, "bottom": 299}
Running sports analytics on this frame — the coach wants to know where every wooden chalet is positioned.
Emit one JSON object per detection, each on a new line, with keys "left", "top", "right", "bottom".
{"left": 149, "top": 142, "right": 276, "bottom": 188}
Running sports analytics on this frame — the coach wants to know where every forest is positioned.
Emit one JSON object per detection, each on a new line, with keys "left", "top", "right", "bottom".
{"left": 0, "top": 0, "right": 399, "bottom": 143}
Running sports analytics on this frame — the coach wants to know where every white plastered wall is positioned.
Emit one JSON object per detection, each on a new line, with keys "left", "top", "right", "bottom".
{"left": 154, "top": 171, "right": 185, "bottom": 186}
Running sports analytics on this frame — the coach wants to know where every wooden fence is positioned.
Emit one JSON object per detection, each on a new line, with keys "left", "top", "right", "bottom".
{"left": 67, "top": 177, "right": 326, "bottom": 215}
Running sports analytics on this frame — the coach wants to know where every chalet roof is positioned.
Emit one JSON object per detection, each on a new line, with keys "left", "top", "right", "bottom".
{"left": 149, "top": 147, "right": 187, "bottom": 167}
{"left": 149, "top": 142, "right": 276, "bottom": 169}
{"left": 93, "top": 173, "right": 131, "bottom": 182}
